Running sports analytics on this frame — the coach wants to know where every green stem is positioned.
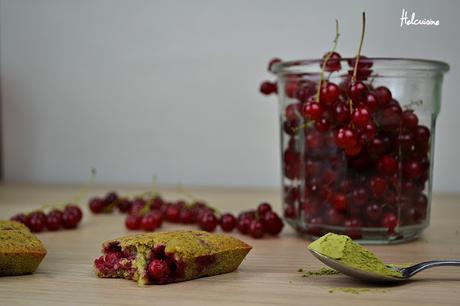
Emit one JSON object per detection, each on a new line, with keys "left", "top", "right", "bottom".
{"left": 352, "top": 12, "right": 366, "bottom": 83}
{"left": 348, "top": 12, "right": 366, "bottom": 115}
{"left": 149, "top": 175, "right": 160, "bottom": 198}
{"left": 177, "top": 184, "right": 198, "bottom": 202}
{"left": 72, "top": 168, "right": 97, "bottom": 204}
{"left": 293, "top": 120, "right": 314, "bottom": 133}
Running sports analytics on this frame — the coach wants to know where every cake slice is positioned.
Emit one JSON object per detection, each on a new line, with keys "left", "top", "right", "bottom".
{"left": 0, "top": 220, "right": 47, "bottom": 276}
{"left": 94, "top": 230, "right": 252, "bottom": 285}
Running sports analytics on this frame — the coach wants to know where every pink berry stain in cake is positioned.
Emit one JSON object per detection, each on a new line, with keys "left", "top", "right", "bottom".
{"left": 94, "top": 230, "right": 251, "bottom": 285}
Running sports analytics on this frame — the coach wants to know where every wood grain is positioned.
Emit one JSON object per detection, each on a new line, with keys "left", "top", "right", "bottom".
{"left": 1, "top": 184, "right": 460, "bottom": 305}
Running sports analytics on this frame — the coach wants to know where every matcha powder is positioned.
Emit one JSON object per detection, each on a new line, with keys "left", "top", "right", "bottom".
{"left": 308, "top": 233, "right": 403, "bottom": 278}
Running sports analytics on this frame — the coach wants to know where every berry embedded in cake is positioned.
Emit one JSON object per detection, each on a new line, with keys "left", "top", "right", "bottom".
{"left": 94, "top": 230, "right": 251, "bottom": 285}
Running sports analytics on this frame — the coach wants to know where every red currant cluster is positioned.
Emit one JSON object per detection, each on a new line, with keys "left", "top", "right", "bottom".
{"left": 88, "top": 191, "right": 284, "bottom": 238}
{"left": 236, "top": 203, "right": 284, "bottom": 239}
{"left": 10, "top": 205, "right": 83, "bottom": 233}
{"left": 124, "top": 195, "right": 216, "bottom": 233}
{"left": 88, "top": 192, "right": 133, "bottom": 214}
{"left": 259, "top": 17, "right": 430, "bottom": 239}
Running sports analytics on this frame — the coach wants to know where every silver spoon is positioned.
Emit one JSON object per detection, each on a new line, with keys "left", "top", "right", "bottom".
{"left": 309, "top": 249, "right": 460, "bottom": 283}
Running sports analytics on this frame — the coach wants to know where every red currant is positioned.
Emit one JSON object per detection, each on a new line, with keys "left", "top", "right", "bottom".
{"left": 351, "top": 187, "right": 368, "bottom": 206}
{"left": 283, "top": 120, "right": 299, "bottom": 136}
{"left": 347, "top": 55, "right": 373, "bottom": 69}
{"left": 374, "top": 86, "right": 392, "bottom": 107}
{"left": 382, "top": 213, "right": 398, "bottom": 234}
{"left": 65, "top": 205, "right": 82, "bottom": 222}
{"left": 325, "top": 208, "right": 345, "bottom": 226}
{"left": 314, "top": 116, "right": 331, "bottom": 132}
{"left": 401, "top": 110, "right": 419, "bottom": 131}
{"left": 237, "top": 217, "right": 252, "bottom": 234}
{"left": 345, "top": 143, "right": 362, "bottom": 156}
{"left": 365, "top": 203, "right": 383, "bottom": 222}
{"left": 260, "top": 81, "right": 277, "bottom": 95}
{"left": 148, "top": 259, "right": 170, "bottom": 284}
{"left": 284, "top": 205, "right": 296, "bottom": 218}
{"left": 302, "top": 101, "right": 324, "bottom": 120}
{"left": 335, "top": 128, "right": 358, "bottom": 149}
{"left": 363, "top": 92, "right": 378, "bottom": 112}
{"left": 403, "top": 161, "right": 422, "bottom": 180}
{"left": 344, "top": 218, "right": 363, "bottom": 239}
{"left": 377, "top": 155, "right": 398, "bottom": 176}
{"left": 166, "top": 205, "right": 181, "bottom": 223}
{"left": 332, "top": 193, "right": 347, "bottom": 211}
{"left": 198, "top": 212, "right": 218, "bottom": 232}
{"left": 46, "top": 210, "right": 63, "bottom": 231}
{"left": 249, "top": 220, "right": 265, "bottom": 239}
{"left": 414, "top": 126, "right": 430, "bottom": 144}
{"left": 179, "top": 208, "right": 195, "bottom": 224}
{"left": 257, "top": 202, "right": 272, "bottom": 217}
{"left": 10, "top": 213, "right": 27, "bottom": 224}
{"left": 125, "top": 214, "right": 141, "bottom": 230}
{"left": 285, "top": 103, "right": 302, "bottom": 121}
{"left": 219, "top": 213, "right": 237, "bottom": 232}
{"left": 319, "top": 82, "right": 340, "bottom": 105}
{"left": 333, "top": 102, "right": 351, "bottom": 124}
{"left": 27, "top": 213, "right": 45, "bottom": 232}
{"left": 89, "top": 198, "right": 105, "bottom": 214}
{"left": 141, "top": 213, "right": 159, "bottom": 231}
{"left": 62, "top": 210, "right": 79, "bottom": 229}
{"left": 130, "top": 198, "right": 146, "bottom": 215}
{"left": 347, "top": 81, "right": 368, "bottom": 102}
{"left": 268, "top": 57, "right": 281, "bottom": 71}
{"left": 369, "top": 176, "right": 388, "bottom": 197}
{"left": 263, "top": 212, "right": 284, "bottom": 235}
{"left": 117, "top": 199, "right": 133, "bottom": 213}
{"left": 321, "top": 51, "right": 342, "bottom": 72}
{"left": 361, "top": 121, "right": 377, "bottom": 142}
{"left": 285, "top": 80, "right": 298, "bottom": 98}
{"left": 104, "top": 192, "right": 119, "bottom": 204}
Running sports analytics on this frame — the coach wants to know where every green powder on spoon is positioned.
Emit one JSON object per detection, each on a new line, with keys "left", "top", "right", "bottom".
{"left": 308, "top": 233, "right": 403, "bottom": 278}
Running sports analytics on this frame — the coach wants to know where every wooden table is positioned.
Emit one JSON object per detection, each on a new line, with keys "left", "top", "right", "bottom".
{"left": 1, "top": 184, "right": 459, "bottom": 305}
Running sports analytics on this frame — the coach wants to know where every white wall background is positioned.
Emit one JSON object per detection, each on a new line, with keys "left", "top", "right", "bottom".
{"left": 1, "top": 0, "right": 459, "bottom": 191}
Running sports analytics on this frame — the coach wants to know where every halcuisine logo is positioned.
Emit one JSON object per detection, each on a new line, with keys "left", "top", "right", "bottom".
{"left": 400, "top": 9, "right": 440, "bottom": 27}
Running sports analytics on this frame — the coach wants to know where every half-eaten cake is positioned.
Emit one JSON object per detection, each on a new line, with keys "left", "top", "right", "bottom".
{"left": 94, "top": 230, "right": 251, "bottom": 285}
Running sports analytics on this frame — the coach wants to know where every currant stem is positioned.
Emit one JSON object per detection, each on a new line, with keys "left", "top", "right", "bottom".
{"left": 41, "top": 168, "right": 96, "bottom": 210}
{"left": 176, "top": 184, "right": 198, "bottom": 202}
{"left": 293, "top": 120, "right": 314, "bottom": 133}
{"left": 72, "top": 168, "right": 97, "bottom": 204}
{"left": 352, "top": 12, "right": 366, "bottom": 82}
{"left": 138, "top": 201, "right": 152, "bottom": 216}
{"left": 348, "top": 12, "right": 366, "bottom": 115}
{"left": 348, "top": 98, "right": 353, "bottom": 114}
{"left": 150, "top": 175, "right": 159, "bottom": 197}
{"left": 316, "top": 19, "right": 340, "bottom": 102}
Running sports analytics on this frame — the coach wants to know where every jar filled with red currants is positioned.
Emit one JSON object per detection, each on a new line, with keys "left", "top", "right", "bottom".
{"left": 264, "top": 55, "right": 449, "bottom": 243}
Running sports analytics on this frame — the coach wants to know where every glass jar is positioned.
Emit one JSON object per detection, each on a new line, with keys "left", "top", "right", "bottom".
{"left": 272, "top": 58, "right": 449, "bottom": 243}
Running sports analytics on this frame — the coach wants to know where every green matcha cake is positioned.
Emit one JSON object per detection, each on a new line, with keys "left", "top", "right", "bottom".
{"left": 0, "top": 220, "right": 47, "bottom": 276}
{"left": 94, "top": 230, "right": 252, "bottom": 285}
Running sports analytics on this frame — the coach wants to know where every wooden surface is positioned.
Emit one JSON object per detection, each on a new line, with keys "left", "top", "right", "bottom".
{"left": 0, "top": 184, "right": 460, "bottom": 306}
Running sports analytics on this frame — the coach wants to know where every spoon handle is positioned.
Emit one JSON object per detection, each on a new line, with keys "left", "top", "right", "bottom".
{"left": 404, "top": 260, "right": 460, "bottom": 277}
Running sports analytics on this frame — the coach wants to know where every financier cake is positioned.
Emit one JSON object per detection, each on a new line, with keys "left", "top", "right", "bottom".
{"left": 0, "top": 220, "right": 47, "bottom": 276}
{"left": 94, "top": 230, "right": 252, "bottom": 285}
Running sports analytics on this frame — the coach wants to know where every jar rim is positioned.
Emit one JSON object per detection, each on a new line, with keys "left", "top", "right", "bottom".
{"left": 271, "top": 57, "right": 450, "bottom": 75}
